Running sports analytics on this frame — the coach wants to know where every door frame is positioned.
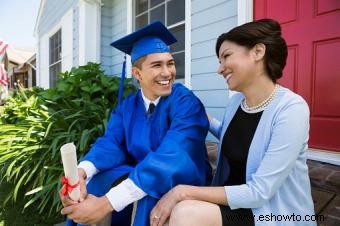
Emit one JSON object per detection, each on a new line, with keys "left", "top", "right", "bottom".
{"left": 237, "top": 0, "right": 253, "bottom": 25}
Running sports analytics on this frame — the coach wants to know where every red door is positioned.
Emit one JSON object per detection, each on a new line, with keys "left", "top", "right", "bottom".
{"left": 254, "top": 0, "right": 340, "bottom": 151}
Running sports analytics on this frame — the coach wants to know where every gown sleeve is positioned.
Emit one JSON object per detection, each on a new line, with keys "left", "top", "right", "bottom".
{"left": 129, "top": 87, "right": 210, "bottom": 198}
{"left": 81, "top": 103, "right": 130, "bottom": 171}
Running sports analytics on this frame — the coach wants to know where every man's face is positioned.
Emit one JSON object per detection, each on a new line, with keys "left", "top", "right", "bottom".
{"left": 132, "top": 52, "right": 176, "bottom": 101}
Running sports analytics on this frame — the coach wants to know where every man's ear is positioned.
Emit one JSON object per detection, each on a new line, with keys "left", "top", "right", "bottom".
{"left": 131, "top": 67, "right": 142, "bottom": 81}
{"left": 252, "top": 43, "right": 266, "bottom": 61}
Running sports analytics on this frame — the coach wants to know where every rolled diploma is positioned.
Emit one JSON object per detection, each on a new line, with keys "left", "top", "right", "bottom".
{"left": 60, "top": 143, "right": 80, "bottom": 201}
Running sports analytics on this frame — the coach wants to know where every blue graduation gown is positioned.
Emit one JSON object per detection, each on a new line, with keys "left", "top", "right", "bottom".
{"left": 73, "top": 83, "right": 211, "bottom": 226}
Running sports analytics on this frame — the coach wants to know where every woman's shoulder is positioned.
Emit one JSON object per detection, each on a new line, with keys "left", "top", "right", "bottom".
{"left": 274, "top": 86, "right": 310, "bottom": 115}
{"left": 277, "top": 86, "right": 308, "bottom": 106}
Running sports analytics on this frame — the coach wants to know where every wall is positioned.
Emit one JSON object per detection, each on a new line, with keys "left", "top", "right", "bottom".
{"left": 191, "top": 0, "right": 238, "bottom": 140}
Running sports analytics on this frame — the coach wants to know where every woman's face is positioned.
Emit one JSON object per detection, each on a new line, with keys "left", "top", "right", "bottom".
{"left": 217, "top": 40, "right": 257, "bottom": 92}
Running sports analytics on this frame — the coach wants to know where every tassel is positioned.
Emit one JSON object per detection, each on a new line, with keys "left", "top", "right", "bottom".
{"left": 118, "top": 55, "right": 127, "bottom": 104}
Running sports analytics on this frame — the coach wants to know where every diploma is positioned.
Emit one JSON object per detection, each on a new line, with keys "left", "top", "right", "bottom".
{"left": 60, "top": 142, "right": 80, "bottom": 201}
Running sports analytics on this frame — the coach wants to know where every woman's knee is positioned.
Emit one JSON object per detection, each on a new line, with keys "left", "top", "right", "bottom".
{"left": 169, "top": 200, "right": 222, "bottom": 226}
{"left": 169, "top": 200, "right": 198, "bottom": 225}
{"left": 172, "top": 200, "right": 196, "bottom": 217}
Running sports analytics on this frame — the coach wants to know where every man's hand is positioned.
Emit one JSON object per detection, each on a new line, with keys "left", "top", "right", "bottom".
{"left": 61, "top": 195, "right": 114, "bottom": 225}
{"left": 77, "top": 168, "right": 88, "bottom": 201}
{"left": 59, "top": 168, "right": 88, "bottom": 207}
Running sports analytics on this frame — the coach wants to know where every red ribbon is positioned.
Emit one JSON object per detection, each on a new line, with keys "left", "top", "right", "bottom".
{"left": 61, "top": 176, "right": 79, "bottom": 196}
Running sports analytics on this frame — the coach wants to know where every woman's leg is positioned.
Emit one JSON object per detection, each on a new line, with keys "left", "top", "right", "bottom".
{"left": 169, "top": 200, "right": 222, "bottom": 226}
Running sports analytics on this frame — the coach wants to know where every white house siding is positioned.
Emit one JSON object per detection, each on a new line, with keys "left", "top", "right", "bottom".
{"left": 100, "top": 0, "right": 114, "bottom": 75}
{"left": 191, "top": 0, "right": 238, "bottom": 141}
{"left": 37, "top": 0, "right": 77, "bottom": 36}
{"left": 110, "top": 0, "right": 128, "bottom": 76}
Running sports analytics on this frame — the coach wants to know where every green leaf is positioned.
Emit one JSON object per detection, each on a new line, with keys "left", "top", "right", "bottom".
{"left": 25, "top": 186, "right": 43, "bottom": 196}
{"left": 13, "top": 171, "right": 29, "bottom": 201}
{"left": 0, "top": 62, "right": 137, "bottom": 217}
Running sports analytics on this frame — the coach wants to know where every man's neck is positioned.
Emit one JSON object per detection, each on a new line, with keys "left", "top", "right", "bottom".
{"left": 141, "top": 89, "right": 161, "bottom": 110}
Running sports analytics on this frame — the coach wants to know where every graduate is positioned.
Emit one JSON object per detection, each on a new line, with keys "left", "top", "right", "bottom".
{"left": 60, "top": 21, "right": 212, "bottom": 226}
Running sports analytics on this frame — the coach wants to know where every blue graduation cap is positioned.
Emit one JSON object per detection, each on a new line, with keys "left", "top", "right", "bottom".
{"left": 111, "top": 21, "right": 177, "bottom": 63}
{"left": 110, "top": 21, "right": 177, "bottom": 104}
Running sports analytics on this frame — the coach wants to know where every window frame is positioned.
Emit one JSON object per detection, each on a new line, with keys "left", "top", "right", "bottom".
{"left": 49, "top": 29, "right": 62, "bottom": 87}
{"left": 131, "top": 0, "right": 191, "bottom": 88}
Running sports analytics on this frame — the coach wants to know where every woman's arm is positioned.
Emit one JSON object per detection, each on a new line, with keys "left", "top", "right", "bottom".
{"left": 178, "top": 185, "right": 227, "bottom": 206}
{"left": 208, "top": 114, "right": 223, "bottom": 139}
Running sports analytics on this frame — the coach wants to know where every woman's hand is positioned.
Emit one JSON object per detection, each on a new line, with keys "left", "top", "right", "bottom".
{"left": 150, "top": 185, "right": 188, "bottom": 226}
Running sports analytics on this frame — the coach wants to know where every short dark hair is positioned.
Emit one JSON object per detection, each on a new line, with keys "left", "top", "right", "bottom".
{"left": 132, "top": 55, "right": 147, "bottom": 69}
{"left": 215, "top": 18, "right": 288, "bottom": 82}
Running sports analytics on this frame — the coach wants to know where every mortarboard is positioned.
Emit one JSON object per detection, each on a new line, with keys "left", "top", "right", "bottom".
{"left": 110, "top": 21, "right": 177, "bottom": 104}
{"left": 111, "top": 20, "right": 177, "bottom": 63}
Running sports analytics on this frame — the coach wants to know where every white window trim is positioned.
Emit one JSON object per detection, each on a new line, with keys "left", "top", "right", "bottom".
{"left": 96, "top": 2, "right": 101, "bottom": 64}
{"left": 126, "top": 0, "right": 133, "bottom": 78}
{"left": 37, "top": 34, "right": 48, "bottom": 88}
{"left": 78, "top": 0, "right": 101, "bottom": 65}
{"left": 184, "top": 0, "right": 191, "bottom": 89}
{"left": 237, "top": 0, "right": 253, "bottom": 25}
{"left": 61, "top": 9, "right": 74, "bottom": 72}
{"left": 44, "top": 17, "right": 62, "bottom": 89}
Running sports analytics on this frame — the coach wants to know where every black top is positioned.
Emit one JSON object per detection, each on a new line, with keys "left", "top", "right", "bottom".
{"left": 221, "top": 106, "right": 263, "bottom": 186}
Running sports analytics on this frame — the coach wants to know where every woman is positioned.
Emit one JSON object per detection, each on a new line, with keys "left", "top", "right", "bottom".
{"left": 149, "top": 19, "right": 315, "bottom": 226}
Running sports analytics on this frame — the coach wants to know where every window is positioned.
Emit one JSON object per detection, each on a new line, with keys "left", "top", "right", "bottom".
{"left": 134, "top": 0, "right": 185, "bottom": 80}
{"left": 49, "top": 29, "right": 62, "bottom": 87}
{"left": 32, "top": 69, "right": 36, "bottom": 87}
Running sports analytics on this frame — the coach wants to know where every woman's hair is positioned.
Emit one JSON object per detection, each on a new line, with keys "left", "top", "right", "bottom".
{"left": 215, "top": 18, "right": 288, "bottom": 82}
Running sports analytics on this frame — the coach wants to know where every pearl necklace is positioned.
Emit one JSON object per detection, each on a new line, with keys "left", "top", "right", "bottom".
{"left": 241, "top": 84, "right": 279, "bottom": 113}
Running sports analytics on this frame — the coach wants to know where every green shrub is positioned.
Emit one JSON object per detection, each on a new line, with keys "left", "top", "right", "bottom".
{"left": 0, "top": 63, "right": 136, "bottom": 219}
